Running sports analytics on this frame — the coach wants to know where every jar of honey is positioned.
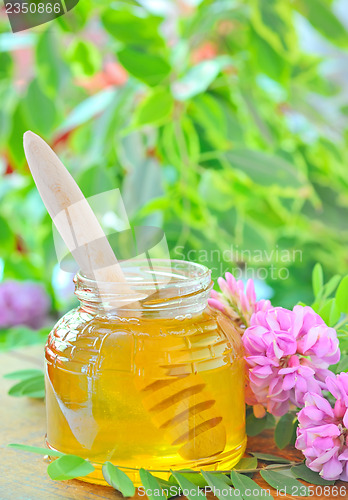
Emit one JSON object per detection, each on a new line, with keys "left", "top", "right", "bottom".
{"left": 45, "top": 260, "right": 246, "bottom": 485}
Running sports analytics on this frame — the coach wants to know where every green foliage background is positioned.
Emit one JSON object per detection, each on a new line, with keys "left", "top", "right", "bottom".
{"left": 0, "top": 0, "right": 348, "bottom": 318}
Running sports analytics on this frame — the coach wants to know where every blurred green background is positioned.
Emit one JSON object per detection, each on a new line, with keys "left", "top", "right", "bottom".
{"left": 0, "top": 0, "right": 347, "bottom": 344}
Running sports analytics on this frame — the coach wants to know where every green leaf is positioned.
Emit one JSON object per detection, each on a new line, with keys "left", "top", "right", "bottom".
{"left": 118, "top": 48, "right": 171, "bottom": 86}
{"left": 169, "top": 471, "right": 207, "bottom": 488}
{"left": 139, "top": 469, "right": 166, "bottom": 500}
{"left": 199, "top": 170, "right": 235, "bottom": 212}
{"left": 102, "top": 462, "right": 135, "bottom": 497}
{"left": 155, "top": 476, "right": 175, "bottom": 491}
{"left": 171, "top": 471, "right": 206, "bottom": 500}
{"left": 8, "top": 375, "right": 45, "bottom": 399}
{"left": 201, "top": 471, "right": 240, "bottom": 499}
{"left": 36, "top": 30, "right": 60, "bottom": 96}
{"left": 246, "top": 412, "right": 267, "bottom": 437}
{"left": 230, "top": 470, "right": 274, "bottom": 499}
{"left": 234, "top": 456, "right": 258, "bottom": 471}
{"left": 323, "top": 274, "right": 341, "bottom": 299}
{"left": 191, "top": 93, "right": 234, "bottom": 149}
{"left": 181, "top": 116, "right": 200, "bottom": 164}
{"left": 0, "top": 327, "right": 48, "bottom": 352}
{"left": 246, "top": 412, "right": 274, "bottom": 437}
{"left": 172, "top": 56, "right": 232, "bottom": 101}
{"left": 204, "top": 473, "right": 231, "bottom": 486}
{"left": 291, "top": 464, "right": 335, "bottom": 485}
{"left": 0, "top": 52, "right": 13, "bottom": 80}
{"left": 275, "top": 413, "right": 296, "bottom": 450}
{"left": 66, "top": 39, "right": 101, "bottom": 77}
{"left": 47, "top": 455, "right": 94, "bottom": 481}
{"left": 290, "top": 419, "right": 299, "bottom": 447}
{"left": 295, "top": 0, "right": 347, "bottom": 47}
{"left": 265, "top": 412, "right": 276, "bottom": 429}
{"left": 24, "top": 79, "right": 56, "bottom": 135}
{"left": 159, "top": 117, "right": 200, "bottom": 168}
{"left": 260, "top": 469, "right": 309, "bottom": 496}
{"left": 7, "top": 102, "right": 29, "bottom": 169}
{"left": 57, "top": 88, "right": 117, "bottom": 134}
{"left": 77, "top": 165, "right": 117, "bottom": 198}
{"left": 4, "top": 369, "right": 43, "bottom": 380}
{"left": 8, "top": 444, "right": 64, "bottom": 457}
{"left": 133, "top": 88, "right": 174, "bottom": 127}
{"left": 337, "top": 331, "right": 348, "bottom": 353}
{"left": 335, "top": 276, "right": 348, "bottom": 314}
{"left": 102, "top": 8, "right": 164, "bottom": 48}
{"left": 0, "top": 214, "right": 15, "bottom": 255}
{"left": 250, "top": 453, "right": 291, "bottom": 464}
{"left": 318, "top": 298, "right": 335, "bottom": 325}
{"left": 253, "top": 0, "right": 295, "bottom": 58}
{"left": 336, "top": 355, "right": 348, "bottom": 373}
{"left": 329, "top": 300, "right": 341, "bottom": 327}
{"left": 249, "top": 26, "right": 288, "bottom": 82}
{"left": 312, "top": 263, "right": 323, "bottom": 298}
{"left": 225, "top": 149, "right": 304, "bottom": 188}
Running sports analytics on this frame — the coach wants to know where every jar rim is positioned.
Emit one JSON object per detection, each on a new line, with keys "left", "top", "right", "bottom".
{"left": 75, "top": 259, "right": 211, "bottom": 289}
{"left": 74, "top": 259, "right": 212, "bottom": 316}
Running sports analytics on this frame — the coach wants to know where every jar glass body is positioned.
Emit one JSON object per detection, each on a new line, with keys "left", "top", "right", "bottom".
{"left": 45, "top": 260, "right": 246, "bottom": 485}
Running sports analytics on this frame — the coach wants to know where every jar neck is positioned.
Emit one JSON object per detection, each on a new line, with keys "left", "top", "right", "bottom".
{"left": 73, "top": 260, "right": 213, "bottom": 319}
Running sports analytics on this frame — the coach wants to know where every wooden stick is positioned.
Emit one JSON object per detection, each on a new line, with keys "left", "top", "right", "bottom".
{"left": 23, "top": 131, "right": 127, "bottom": 285}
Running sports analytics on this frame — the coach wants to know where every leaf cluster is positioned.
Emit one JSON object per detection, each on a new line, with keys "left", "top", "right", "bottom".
{"left": 4, "top": 369, "right": 45, "bottom": 399}
{"left": 309, "top": 264, "right": 348, "bottom": 372}
{"left": 9, "top": 444, "right": 334, "bottom": 498}
{"left": 0, "top": 0, "right": 347, "bottom": 318}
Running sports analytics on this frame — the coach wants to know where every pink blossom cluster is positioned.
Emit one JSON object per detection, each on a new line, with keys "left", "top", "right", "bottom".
{"left": 296, "top": 373, "right": 348, "bottom": 481}
{"left": 243, "top": 305, "right": 340, "bottom": 416}
{"left": 208, "top": 272, "right": 271, "bottom": 326}
{"left": 0, "top": 280, "right": 50, "bottom": 329}
{"left": 209, "top": 272, "right": 346, "bottom": 480}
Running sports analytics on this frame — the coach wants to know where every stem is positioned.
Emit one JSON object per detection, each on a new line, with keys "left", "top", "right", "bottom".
{"left": 262, "top": 462, "right": 300, "bottom": 471}
{"left": 66, "top": 458, "right": 302, "bottom": 474}
{"left": 42, "top": 449, "right": 303, "bottom": 475}
{"left": 335, "top": 315, "right": 348, "bottom": 331}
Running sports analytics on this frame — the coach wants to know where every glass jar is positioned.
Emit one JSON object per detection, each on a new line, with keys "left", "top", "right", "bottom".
{"left": 45, "top": 260, "right": 246, "bottom": 485}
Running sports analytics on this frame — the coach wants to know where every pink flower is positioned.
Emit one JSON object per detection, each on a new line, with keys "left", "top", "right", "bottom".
{"left": 0, "top": 280, "right": 50, "bottom": 329}
{"left": 243, "top": 305, "right": 340, "bottom": 416}
{"left": 296, "top": 373, "right": 348, "bottom": 481}
{"left": 208, "top": 273, "right": 271, "bottom": 327}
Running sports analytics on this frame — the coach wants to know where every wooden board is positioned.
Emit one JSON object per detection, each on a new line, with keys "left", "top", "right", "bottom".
{"left": 0, "top": 346, "right": 346, "bottom": 500}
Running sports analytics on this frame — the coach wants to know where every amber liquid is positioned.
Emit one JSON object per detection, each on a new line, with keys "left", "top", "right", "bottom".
{"left": 45, "top": 309, "right": 246, "bottom": 485}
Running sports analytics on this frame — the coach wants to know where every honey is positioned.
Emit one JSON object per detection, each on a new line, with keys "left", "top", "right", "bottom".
{"left": 45, "top": 261, "right": 246, "bottom": 485}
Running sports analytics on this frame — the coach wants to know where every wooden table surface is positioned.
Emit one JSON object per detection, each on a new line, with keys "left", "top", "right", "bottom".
{"left": 0, "top": 346, "right": 346, "bottom": 500}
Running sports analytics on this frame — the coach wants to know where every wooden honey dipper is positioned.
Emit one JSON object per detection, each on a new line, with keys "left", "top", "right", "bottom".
{"left": 23, "top": 131, "right": 141, "bottom": 309}
{"left": 23, "top": 131, "right": 127, "bottom": 285}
